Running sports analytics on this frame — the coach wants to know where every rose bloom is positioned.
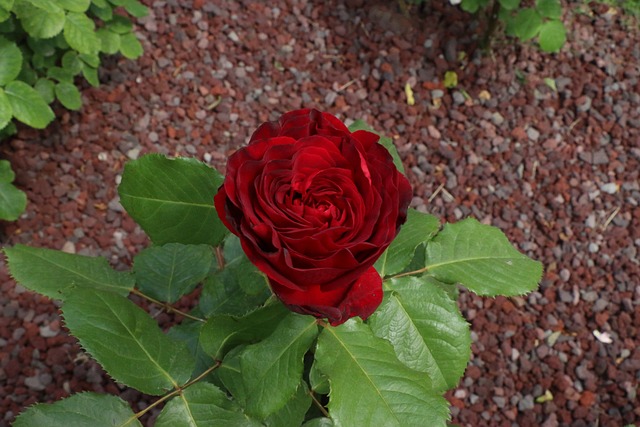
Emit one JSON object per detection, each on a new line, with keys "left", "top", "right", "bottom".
{"left": 214, "top": 109, "right": 412, "bottom": 325}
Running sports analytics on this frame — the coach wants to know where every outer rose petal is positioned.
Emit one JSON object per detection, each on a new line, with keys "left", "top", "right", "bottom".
{"left": 270, "top": 267, "right": 383, "bottom": 326}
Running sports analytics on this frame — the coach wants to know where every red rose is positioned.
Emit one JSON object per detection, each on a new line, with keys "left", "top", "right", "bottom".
{"left": 214, "top": 109, "right": 412, "bottom": 326}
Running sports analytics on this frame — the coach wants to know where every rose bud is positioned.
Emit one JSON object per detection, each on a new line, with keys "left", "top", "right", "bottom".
{"left": 214, "top": 109, "right": 412, "bottom": 326}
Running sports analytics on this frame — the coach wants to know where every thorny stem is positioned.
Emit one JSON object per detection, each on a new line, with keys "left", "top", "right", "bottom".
{"left": 131, "top": 288, "right": 206, "bottom": 323}
{"left": 389, "top": 266, "right": 430, "bottom": 280}
{"left": 308, "top": 389, "right": 330, "bottom": 418}
{"left": 481, "top": 0, "right": 502, "bottom": 51}
{"left": 215, "top": 246, "right": 225, "bottom": 269}
{"left": 127, "top": 361, "right": 222, "bottom": 424}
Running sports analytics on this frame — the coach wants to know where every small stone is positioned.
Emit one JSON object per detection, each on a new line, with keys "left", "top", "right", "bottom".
{"left": 576, "top": 96, "right": 592, "bottom": 112}
{"left": 39, "top": 325, "right": 59, "bottom": 338}
{"left": 585, "top": 214, "right": 597, "bottom": 228}
{"left": 491, "top": 112, "right": 505, "bottom": 126}
{"left": 592, "top": 298, "right": 608, "bottom": 312}
{"left": 518, "top": 394, "right": 535, "bottom": 411}
{"left": 452, "top": 91, "right": 465, "bottom": 105}
{"left": 600, "top": 183, "right": 619, "bottom": 194}
{"left": 126, "top": 147, "right": 141, "bottom": 160}
{"left": 493, "top": 396, "right": 507, "bottom": 408}
{"left": 592, "top": 149, "right": 609, "bottom": 165}
{"left": 324, "top": 91, "right": 337, "bottom": 106}
{"left": 227, "top": 31, "right": 240, "bottom": 42}
{"left": 527, "top": 127, "right": 540, "bottom": 141}
{"left": 560, "top": 269, "right": 570, "bottom": 282}
{"left": 25, "top": 375, "right": 46, "bottom": 391}
{"left": 148, "top": 131, "right": 159, "bottom": 143}
{"left": 12, "top": 327, "right": 25, "bottom": 340}
{"left": 582, "top": 291, "right": 598, "bottom": 302}
{"left": 108, "top": 197, "right": 124, "bottom": 213}
{"left": 431, "top": 89, "right": 444, "bottom": 99}
{"left": 61, "top": 241, "right": 76, "bottom": 254}
{"left": 427, "top": 125, "right": 441, "bottom": 139}
{"left": 588, "top": 243, "right": 599, "bottom": 253}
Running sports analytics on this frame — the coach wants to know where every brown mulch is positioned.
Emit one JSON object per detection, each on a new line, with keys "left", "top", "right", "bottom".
{"left": 1, "top": 0, "right": 639, "bottom": 426}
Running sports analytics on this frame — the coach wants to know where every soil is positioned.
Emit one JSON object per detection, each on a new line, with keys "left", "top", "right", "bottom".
{"left": 1, "top": 0, "right": 639, "bottom": 426}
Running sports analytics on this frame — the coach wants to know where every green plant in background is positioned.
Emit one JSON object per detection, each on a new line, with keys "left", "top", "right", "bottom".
{"left": 0, "top": 0, "right": 147, "bottom": 221}
{"left": 0, "top": 159, "right": 26, "bottom": 220}
{"left": 461, "top": 0, "right": 566, "bottom": 52}
{"left": 0, "top": 0, "right": 147, "bottom": 136}
{"left": 403, "top": 0, "right": 567, "bottom": 52}
{"left": 496, "top": 0, "right": 566, "bottom": 52}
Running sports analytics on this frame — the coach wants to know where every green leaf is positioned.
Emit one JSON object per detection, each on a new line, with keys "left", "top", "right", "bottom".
{"left": 96, "top": 28, "right": 120, "bottom": 54}
{"left": 375, "top": 209, "right": 440, "bottom": 277}
{"left": 167, "top": 320, "right": 214, "bottom": 379}
{"left": 0, "top": 14, "right": 15, "bottom": 31}
{"left": 55, "top": 82, "right": 82, "bottom": 110}
{"left": 424, "top": 218, "right": 543, "bottom": 296}
{"left": 118, "top": 154, "right": 228, "bottom": 246}
{"left": 536, "top": 0, "right": 562, "bottom": 18}
{"left": 241, "top": 313, "right": 318, "bottom": 420}
{"left": 0, "top": 0, "right": 13, "bottom": 12}
{"left": 498, "top": 0, "right": 520, "bottom": 10}
{"left": 0, "top": 37, "right": 22, "bottom": 85}
{"left": 4, "top": 80, "right": 55, "bottom": 129}
{"left": 119, "top": 31, "right": 143, "bottom": 59}
{"left": 47, "top": 66, "right": 74, "bottom": 83}
{"left": 0, "top": 8, "right": 10, "bottom": 22}
{"left": 315, "top": 320, "right": 449, "bottom": 426}
{"left": 217, "top": 347, "right": 312, "bottom": 427}
{"left": 78, "top": 52, "right": 100, "bottom": 68}
{"left": 0, "top": 182, "right": 26, "bottom": 221}
{"left": 155, "top": 382, "right": 261, "bottom": 427}
{"left": 199, "top": 235, "right": 271, "bottom": 317}
{"left": 133, "top": 243, "right": 214, "bottom": 303}
{"left": 348, "top": 119, "right": 404, "bottom": 174}
{"left": 264, "top": 382, "right": 312, "bottom": 427}
{"left": 4, "top": 244, "right": 134, "bottom": 299}
{"left": 61, "top": 51, "right": 83, "bottom": 74}
{"left": 89, "top": 3, "right": 112, "bottom": 20}
{"left": 81, "top": 64, "right": 99, "bottom": 87}
{"left": 13, "top": 392, "right": 142, "bottom": 427}
{"left": 20, "top": 0, "right": 60, "bottom": 11}
{"left": 0, "top": 159, "right": 26, "bottom": 221}
{"left": 62, "top": 289, "right": 195, "bottom": 395}
{"left": 0, "top": 159, "right": 14, "bottom": 182}
{"left": 64, "top": 12, "right": 101, "bottom": 55}
{"left": 216, "top": 345, "right": 248, "bottom": 404}
{"left": 27, "top": 37, "right": 57, "bottom": 57}
{"left": 13, "top": 1, "right": 65, "bottom": 39}
{"left": 309, "top": 359, "right": 329, "bottom": 394}
{"left": 303, "top": 419, "right": 334, "bottom": 427}
{"left": 460, "top": 0, "right": 480, "bottom": 13}
{"left": 106, "top": 14, "right": 132, "bottom": 34}
{"left": 369, "top": 276, "right": 471, "bottom": 391}
{"left": 0, "top": 88, "right": 13, "bottom": 129}
{"left": 122, "top": 0, "right": 148, "bottom": 17}
{"left": 58, "top": 0, "right": 91, "bottom": 12}
{"left": 513, "top": 8, "right": 542, "bottom": 41}
{"left": 538, "top": 20, "right": 566, "bottom": 53}
{"left": 91, "top": 0, "right": 108, "bottom": 8}
{"left": 200, "top": 303, "right": 289, "bottom": 360}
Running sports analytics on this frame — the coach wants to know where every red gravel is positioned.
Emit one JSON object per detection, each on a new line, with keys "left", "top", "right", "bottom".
{"left": 1, "top": 1, "right": 639, "bottom": 426}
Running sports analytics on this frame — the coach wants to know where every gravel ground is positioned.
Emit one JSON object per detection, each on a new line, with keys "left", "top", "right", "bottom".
{"left": 1, "top": 0, "right": 639, "bottom": 426}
